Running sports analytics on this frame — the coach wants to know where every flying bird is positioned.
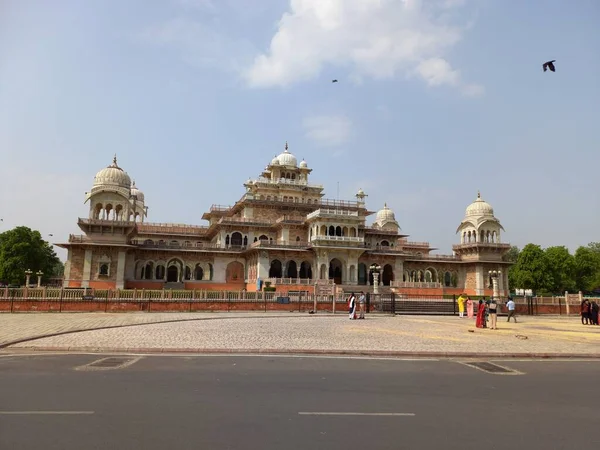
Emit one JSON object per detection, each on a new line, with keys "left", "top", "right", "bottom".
{"left": 48, "top": 234, "right": 53, "bottom": 237}
{"left": 332, "top": 79, "right": 338, "bottom": 83}
{"left": 542, "top": 60, "right": 556, "bottom": 72}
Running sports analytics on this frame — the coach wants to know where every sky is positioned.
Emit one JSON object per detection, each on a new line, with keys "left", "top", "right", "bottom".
{"left": 1, "top": 0, "right": 599, "bottom": 261}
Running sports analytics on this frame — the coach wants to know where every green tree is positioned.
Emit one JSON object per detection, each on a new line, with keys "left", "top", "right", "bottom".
{"left": 509, "top": 243, "right": 552, "bottom": 293}
{"left": 586, "top": 242, "right": 600, "bottom": 290}
{"left": 0, "top": 226, "right": 61, "bottom": 285}
{"left": 573, "top": 246, "right": 600, "bottom": 291}
{"left": 544, "top": 246, "right": 575, "bottom": 293}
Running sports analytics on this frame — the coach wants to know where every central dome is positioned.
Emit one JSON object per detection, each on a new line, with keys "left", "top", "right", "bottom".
{"left": 465, "top": 192, "right": 494, "bottom": 217}
{"left": 375, "top": 203, "right": 397, "bottom": 226}
{"left": 93, "top": 156, "right": 131, "bottom": 189}
{"left": 276, "top": 142, "right": 297, "bottom": 167}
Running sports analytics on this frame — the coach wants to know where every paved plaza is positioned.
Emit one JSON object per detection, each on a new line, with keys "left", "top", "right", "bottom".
{"left": 2, "top": 312, "right": 599, "bottom": 357}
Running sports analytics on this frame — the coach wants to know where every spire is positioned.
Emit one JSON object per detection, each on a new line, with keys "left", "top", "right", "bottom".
{"left": 477, "top": 190, "right": 481, "bottom": 199}
{"left": 284, "top": 141, "right": 289, "bottom": 152}
{"left": 113, "top": 154, "right": 117, "bottom": 165}
{"left": 384, "top": 202, "right": 388, "bottom": 208}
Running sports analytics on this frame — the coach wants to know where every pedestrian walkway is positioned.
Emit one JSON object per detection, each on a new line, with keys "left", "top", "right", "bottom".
{"left": 2, "top": 312, "right": 599, "bottom": 357}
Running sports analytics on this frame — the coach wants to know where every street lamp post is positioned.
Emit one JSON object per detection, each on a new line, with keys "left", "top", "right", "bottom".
{"left": 25, "top": 269, "right": 33, "bottom": 287}
{"left": 488, "top": 270, "right": 502, "bottom": 299}
{"left": 370, "top": 263, "right": 381, "bottom": 294}
{"left": 36, "top": 270, "right": 44, "bottom": 288}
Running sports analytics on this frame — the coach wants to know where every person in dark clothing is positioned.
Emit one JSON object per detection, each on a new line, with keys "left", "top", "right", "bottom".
{"left": 590, "top": 301, "right": 599, "bottom": 325}
{"left": 581, "top": 300, "right": 591, "bottom": 325}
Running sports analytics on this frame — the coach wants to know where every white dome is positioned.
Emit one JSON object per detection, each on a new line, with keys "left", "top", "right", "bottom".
{"left": 357, "top": 188, "right": 365, "bottom": 196}
{"left": 130, "top": 181, "right": 144, "bottom": 202}
{"left": 465, "top": 192, "right": 494, "bottom": 217}
{"left": 93, "top": 156, "right": 131, "bottom": 189}
{"left": 376, "top": 203, "right": 397, "bottom": 225}
{"left": 277, "top": 142, "right": 297, "bottom": 167}
{"left": 299, "top": 159, "right": 307, "bottom": 168}
{"left": 271, "top": 156, "right": 280, "bottom": 165}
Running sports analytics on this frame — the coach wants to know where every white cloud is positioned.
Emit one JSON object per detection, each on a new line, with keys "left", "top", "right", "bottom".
{"left": 244, "top": 0, "right": 481, "bottom": 94}
{"left": 303, "top": 115, "right": 352, "bottom": 148}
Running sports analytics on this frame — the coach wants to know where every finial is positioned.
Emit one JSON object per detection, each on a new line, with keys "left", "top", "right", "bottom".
{"left": 477, "top": 190, "right": 481, "bottom": 199}
{"left": 384, "top": 202, "right": 388, "bottom": 208}
{"left": 132, "top": 180, "right": 136, "bottom": 187}
{"left": 113, "top": 154, "right": 117, "bottom": 165}
{"left": 284, "top": 141, "right": 288, "bottom": 151}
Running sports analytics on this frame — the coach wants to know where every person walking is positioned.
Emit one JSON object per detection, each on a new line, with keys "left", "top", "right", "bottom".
{"left": 457, "top": 294, "right": 466, "bottom": 318}
{"left": 488, "top": 297, "right": 498, "bottom": 329}
{"left": 466, "top": 296, "right": 474, "bottom": 319}
{"left": 506, "top": 297, "right": 517, "bottom": 323}
{"left": 348, "top": 292, "right": 356, "bottom": 320}
{"left": 358, "top": 291, "right": 366, "bottom": 319}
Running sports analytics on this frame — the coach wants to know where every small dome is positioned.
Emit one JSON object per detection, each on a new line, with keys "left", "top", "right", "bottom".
{"left": 130, "top": 181, "right": 144, "bottom": 202}
{"left": 271, "top": 156, "right": 280, "bottom": 165}
{"left": 299, "top": 159, "right": 308, "bottom": 168}
{"left": 375, "top": 203, "right": 397, "bottom": 225}
{"left": 93, "top": 156, "right": 131, "bottom": 189}
{"left": 357, "top": 188, "right": 365, "bottom": 196}
{"left": 465, "top": 191, "right": 494, "bottom": 217}
{"left": 277, "top": 142, "right": 297, "bottom": 167}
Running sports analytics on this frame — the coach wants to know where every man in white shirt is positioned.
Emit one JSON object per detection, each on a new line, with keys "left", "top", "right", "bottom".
{"left": 506, "top": 297, "right": 517, "bottom": 323}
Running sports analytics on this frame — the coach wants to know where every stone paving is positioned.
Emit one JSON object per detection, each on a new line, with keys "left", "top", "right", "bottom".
{"left": 3, "top": 312, "right": 600, "bottom": 356}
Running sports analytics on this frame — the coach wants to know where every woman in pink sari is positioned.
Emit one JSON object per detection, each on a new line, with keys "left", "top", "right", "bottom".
{"left": 466, "top": 297, "right": 474, "bottom": 319}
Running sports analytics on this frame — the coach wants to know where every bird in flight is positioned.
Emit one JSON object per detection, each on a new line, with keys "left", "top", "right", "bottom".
{"left": 542, "top": 60, "right": 556, "bottom": 72}
{"left": 332, "top": 79, "right": 338, "bottom": 83}
{"left": 48, "top": 234, "right": 53, "bottom": 237}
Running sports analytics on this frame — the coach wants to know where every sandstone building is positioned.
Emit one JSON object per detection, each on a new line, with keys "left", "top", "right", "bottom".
{"left": 58, "top": 145, "right": 512, "bottom": 296}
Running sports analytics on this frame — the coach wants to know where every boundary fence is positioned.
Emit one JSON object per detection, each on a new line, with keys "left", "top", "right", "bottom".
{"left": 0, "top": 288, "right": 595, "bottom": 315}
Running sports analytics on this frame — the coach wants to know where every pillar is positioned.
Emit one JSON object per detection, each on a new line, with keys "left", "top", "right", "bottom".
{"left": 63, "top": 248, "right": 72, "bottom": 287}
{"left": 475, "top": 265, "right": 484, "bottom": 296}
{"left": 81, "top": 249, "right": 93, "bottom": 288}
{"left": 116, "top": 251, "right": 126, "bottom": 289}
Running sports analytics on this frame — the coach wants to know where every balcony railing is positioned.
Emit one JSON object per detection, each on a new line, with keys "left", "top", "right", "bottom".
{"left": 252, "top": 177, "right": 324, "bottom": 189}
{"left": 310, "top": 236, "right": 364, "bottom": 243}
{"left": 399, "top": 239, "right": 431, "bottom": 248}
{"left": 78, "top": 218, "right": 135, "bottom": 227}
{"left": 306, "top": 208, "right": 360, "bottom": 220}
{"left": 250, "top": 241, "right": 310, "bottom": 249}
{"left": 406, "top": 254, "right": 461, "bottom": 261}
{"left": 132, "top": 241, "right": 247, "bottom": 251}
{"left": 267, "top": 278, "right": 315, "bottom": 285}
{"left": 209, "top": 204, "right": 232, "bottom": 213}
{"left": 69, "top": 234, "right": 92, "bottom": 243}
{"left": 136, "top": 223, "right": 209, "bottom": 235}
{"left": 453, "top": 243, "right": 511, "bottom": 250}
{"left": 391, "top": 281, "right": 443, "bottom": 288}
{"left": 218, "top": 217, "right": 272, "bottom": 227}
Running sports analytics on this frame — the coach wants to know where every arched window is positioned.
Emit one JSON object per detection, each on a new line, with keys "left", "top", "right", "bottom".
{"left": 99, "top": 264, "right": 109, "bottom": 276}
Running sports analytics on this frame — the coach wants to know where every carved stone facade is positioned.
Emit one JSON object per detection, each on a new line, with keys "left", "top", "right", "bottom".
{"left": 58, "top": 146, "right": 513, "bottom": 295}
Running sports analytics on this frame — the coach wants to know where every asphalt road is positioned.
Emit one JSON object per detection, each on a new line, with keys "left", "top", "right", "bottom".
{"left": 0, "top": 353, "right": 598, "bottom": 450}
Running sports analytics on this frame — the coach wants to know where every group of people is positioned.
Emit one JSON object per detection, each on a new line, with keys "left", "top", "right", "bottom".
{"left": 581, "top": 299, "right": 599, "bottom": 325}
{"left": 457, "top": 294, "right": 517, "bottom": 330}
{"left": 348, "top": 292, "right": 366, "bottom": 319}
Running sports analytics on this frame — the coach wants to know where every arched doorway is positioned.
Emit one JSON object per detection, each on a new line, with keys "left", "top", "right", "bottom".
{"left": 382, "top": 264, "right": 394, "bottom": 286}
{"left": 231, "top": 232, "right": 243, "bottom": 247}
{"left": 269, "top": 260, "right": 282, "bottom": 278}
{"left": 226, "top": 261, "right": 244, "bottom": 283}
{"left": 167, "top": 265, "right": 178, "bottom": 282}
{"left": 329, "top": 258, "right": 343, "bottom": 284}
{"left": 286, "top": 261, "right": 298, "bottom": 278}
{"left": 299, "top": 261, "right": 312, "bottom": 279}
{"left": 358, "top": 263, "right": 367, "bottom": 285}
{"left": 195, "top": 264, "right": 204, "bottom": 281}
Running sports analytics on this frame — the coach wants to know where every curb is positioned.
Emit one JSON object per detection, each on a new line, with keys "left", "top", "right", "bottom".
{"left": 0, "top": 313, "right": 339, "bottom": 350}
{"left": 7, "top": 346, "right": 600, "bottom": 360}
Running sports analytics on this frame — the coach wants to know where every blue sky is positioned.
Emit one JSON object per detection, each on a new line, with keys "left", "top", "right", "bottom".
{"left": 1, "top": 0, "right": 599, "bottom": 261}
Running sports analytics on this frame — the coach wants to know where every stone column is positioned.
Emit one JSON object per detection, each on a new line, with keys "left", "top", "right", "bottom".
{"left": 81, "top": 249, "right": 93, "bottom": 288}
{"left": 373, "top": 272, "right": 380, "bottom": 294}
{"left": 116, "top": 251, "right": 127, "bottom": 289}
{"left": 475, "top": 265, "right": 484, "bottom": 296}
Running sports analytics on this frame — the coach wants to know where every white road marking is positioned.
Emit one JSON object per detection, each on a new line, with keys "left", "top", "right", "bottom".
{"left": 0, "top": 411, "right": 94, "bottom": 415}
{"left": 299, "top": 412, "right": 415, "bottom": 416}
